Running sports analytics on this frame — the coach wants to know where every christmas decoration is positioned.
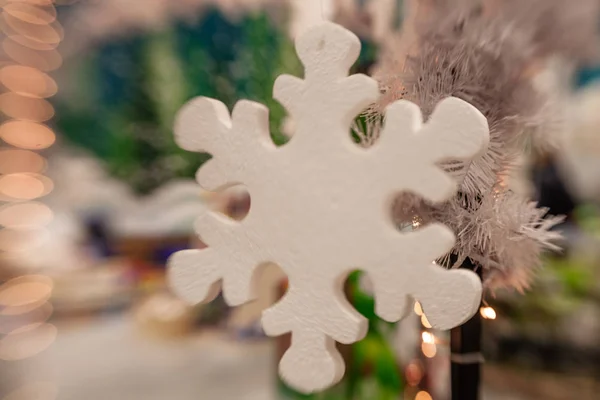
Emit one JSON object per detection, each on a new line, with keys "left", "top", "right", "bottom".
{"left": 168, "top": 21, "right": 489, "bottom": 393}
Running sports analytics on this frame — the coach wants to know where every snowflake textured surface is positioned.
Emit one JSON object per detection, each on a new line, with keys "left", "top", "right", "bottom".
{"left": 169, "top": 22, "right": 489, "bottom": 393}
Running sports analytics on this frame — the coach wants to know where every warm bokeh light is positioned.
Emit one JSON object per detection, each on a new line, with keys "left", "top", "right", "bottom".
{"left": 0, "top": 173, "right": 45, "bottom": 199}
{"left": 0, "top": 201, "right": 53, "bottom": 228}
{"left": 0, "top": 302, "right": 53, "bottom": 334}
{"left": 2, "top": 0, "right": 55, "bottom": 5}
{"left": 0, "top": 0, "right": 60, "bottom": 377}
{"left": 0, "top": 297, "right": 49, "bottom": 316}
{"left": 0, "top": 275, "right": 53, "bottom": 308}
{"left": 480, "top": 306, "right": 497, "bottom": 320}
{"left": 3, "top": 382, "right": 59, "bottom": 400}
{"left": 421, "top": 331, "right": 435, "bottom": 344}
{"left": 421, "top": 314, "right": 432, "bottom": 329}
{"left": 405, "top": 361, "right": 423, "bottom": 387}
{"left": 415, "top": 391, "right": 433, "bottom": 400}
{"left": 0, "top": 173, "right": 53, "bottom": 200}
{"left": 3, "top": 13, "right": 64, "bottom": 45}
{"left": 0, "top": 227, "right": 49, "bottom": 252}
{"left": 2, "top": 39, "right": 62, "bottom": 71}
{"left": 0, "top": 323, "right": 57, "bottom": 360}
{"left": 413, "top": 301, "right": 423, "bottom": 316}
{"left": 0, "top": 120, "right": 56, "bottom": 149}
{"left": 0, "top": 92, "right": 55, "bottom": 121}
{"left": 0, "top": 65, "right": 58, "bottom": 98}
{"left": 4, "top": 32, "right": 59, "bottom": 50}
{"left": 421, "top": 342, "right": 437, "bottom": 358}
{"left": 3, "top": 2, "right": 58, "bottom": 25}
{"left": 0, "top": 148, "right": 46, "bottom": 174}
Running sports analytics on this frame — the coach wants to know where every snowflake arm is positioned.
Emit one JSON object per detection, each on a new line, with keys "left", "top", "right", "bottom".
{"left": 368, "top": 223, "right": 481, "bottom": 330}
{"left": 369, "top": 97, "right": 490, "bottom": 202}
{"left": 168, "top": 204, "right": 264, "bottom": 306}
{"left": 174, "top": 97, "right": 273, "bottom": 191}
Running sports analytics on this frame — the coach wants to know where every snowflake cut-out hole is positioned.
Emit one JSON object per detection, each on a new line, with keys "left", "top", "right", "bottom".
{"left": 168, "top": 22, "right": 489, "bottom": 393}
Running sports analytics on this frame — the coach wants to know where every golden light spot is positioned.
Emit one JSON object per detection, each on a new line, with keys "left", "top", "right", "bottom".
{"left": 0, "top": 65, "right": 57, "bottom": 98}
{"left": 415, "top": 391, "right": 433, "bottom": 400}
{"left": 2, "top": 13, "right": 63, "bottom": 46}
{"left": 0, "top": 302, "right": 53, "bottom": 334}
{"left": 3, "top": 2, "right": 57, "bottom": 25}
{"left": 0, "top": 202, "right": 53, "bottom": 228}
{"left": 0, "top": 323, "right": 57, "bottom": 360}
{"left": 2, "top": 39, "right": 62, "bottom": 71}
{"left": 0, "top": 173, "right": 44, "bottom": 199}
{"left": 0, "top": 298, "right": 48, "bottom": 316}
{"left": 421, "top": 342, "right": 437, "bottom": 358}
{"left": 0, "top": 275, "right": 53, "bottom": 308}
{"left": 3, "top": 382, "right": 58, "bottom": 400}
{"left": 0, "top": 148, "right": 46, "bottom": 174}
{"left": 0, "top": 121, "right": 56, "bottom": 149}
{"left": 405, "top": 361, "right": 423, "bottom": 387}
{"left": 3, "top": 0, "right": 55, "bottom": 6}
{"left": 413, "top": 301, "right": 423, "bottom": 316}
{"left": 0, "top": 227, "right": 49, "bottom": 252}
{"left": 421, "top": 331, "right": 435, "bottom": 344}
{"left": 0, "top": 92, "right": 54, "bottom": 121}
{"left": 0, "top": 173, "right": 53, "bottom": 200}
{"left": 4, "top": 32, "right": 59, "bottom": 51}
{"left": 421, "top": 314, "right": 432, "bottom": 329}
{"left": 480, "top": 306, "right": 497, "bottom": 320}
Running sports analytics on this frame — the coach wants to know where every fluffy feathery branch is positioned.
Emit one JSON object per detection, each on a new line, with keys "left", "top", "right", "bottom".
{"left": 361, "top": 0, "right": 598, "bottom": 290}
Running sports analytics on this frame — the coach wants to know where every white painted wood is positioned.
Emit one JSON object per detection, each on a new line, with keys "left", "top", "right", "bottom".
{"left": 169, "top": 22, "right": 489, "bottom": 393}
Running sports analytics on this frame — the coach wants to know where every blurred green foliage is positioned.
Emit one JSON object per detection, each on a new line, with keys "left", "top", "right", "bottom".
{"left": 55, "top": 8, "right": 301, "bottom": 194}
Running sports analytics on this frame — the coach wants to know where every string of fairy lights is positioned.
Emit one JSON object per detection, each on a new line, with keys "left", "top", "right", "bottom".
{"left": 0, "top": 1, "right": 73, "bottom": 398}
{"left": 402, "top": 218, "right": 497, "bottom": 400}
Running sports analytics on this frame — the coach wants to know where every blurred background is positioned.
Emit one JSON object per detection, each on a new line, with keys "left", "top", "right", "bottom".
{"left": 0, "top": 0, "right": 599, "bottom": 399}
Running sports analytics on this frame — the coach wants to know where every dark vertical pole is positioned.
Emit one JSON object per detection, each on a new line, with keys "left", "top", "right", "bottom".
{"left": 450, "top": 258, "right": 482, "bottom": 400}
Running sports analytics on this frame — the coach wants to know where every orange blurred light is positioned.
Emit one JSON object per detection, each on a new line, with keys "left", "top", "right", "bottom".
{"left": 0, "top": 65, "right": 57, "bottom": 98}
{"left": 0, "top": 120, "right": 56, "bottom": 149}
{"left": 4, "top": 32, "right": 58, "bottom": 50}
{"left": 0, "top": 297, "right": 48, "bottom": 316}
{"left": 0, "top": 322, "right": 57, "bottom": 360}
{"left": 421, "top": 331, "right": 435, "bottom": 344}
{"left": 2, "top": 0, "right": 55, "bottom": 6}
{"left": 0, "top": 275, "right": 53, "bottom": 308}
{"left": 0, "top": 148, "right": 46, "bottom": 173}
{"left": 0, "top": 173, "right": 53, "bottom": 200}
{"left": 0, "top": 173, "right": 45, "bottom": 199}
{"left": 0, "top": 302, "right": 53, "bottom": 334}
{"left": 415, "top": 391, "right": 433, "bottom": 400}
{"left": 2, "top": 12, "right": 63, "bottom": 46}
{"left": 414, "top": 301, "right": 423, "bottom": 316}
{"left": 0, "top": 92, "right": 54, "bottom": 121}
{"left": 2, "top": 39, "right": 62, "bottom": 71}
{"left": 0, "top": 227, "right": 49, "bottom": 252}
{"left": 405, "top": 361, "right": 423, "bottom": 387}
{"left": 0, "top": 201, "right": 53, "bottom": 228}
{"left": 421, "top": 342, "right": 437, "bottom": 358}
{"left": 480, "top": 306, "right": 497, "bottom": 320}
{"left": 2, "top": 2, "right": 57, "bottom": 25}
{"left": 421, "top": 314, "right": 432, "bottom": 329}
{"left": 3, "top": 382, "right": 59, "bottom": 400}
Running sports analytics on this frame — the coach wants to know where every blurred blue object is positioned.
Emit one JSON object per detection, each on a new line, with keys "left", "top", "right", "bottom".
{"left": 154, "top": 245, "right": 189, "bottom": 267}
{"left": 575, "top": 66, "right": 600, "bottom": 88}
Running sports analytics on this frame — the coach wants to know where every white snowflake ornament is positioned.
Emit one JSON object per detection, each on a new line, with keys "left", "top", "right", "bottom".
{"left": 169, "top": 22, "right": 489, "bottom": 393}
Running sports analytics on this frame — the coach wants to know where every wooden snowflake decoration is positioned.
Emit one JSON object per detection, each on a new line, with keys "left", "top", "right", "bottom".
{"left": 169, "top": 22, "right": 489, "bottom": 393}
